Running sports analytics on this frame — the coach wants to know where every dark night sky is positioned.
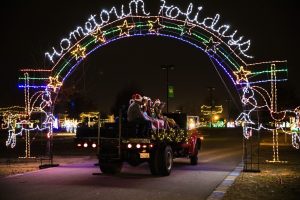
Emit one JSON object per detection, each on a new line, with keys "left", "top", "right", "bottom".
{"left": 0, "top": 0, "right": 299, "bottom": 115}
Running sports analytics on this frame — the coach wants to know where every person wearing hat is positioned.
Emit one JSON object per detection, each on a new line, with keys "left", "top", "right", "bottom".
{"left": 152, "top": 99, "right": 169, "bottom": 129}
{"left": 127, "top": 93, "right": 152, "bottom": 134}
{"left": 141, "top": 96, "right": 158, "bottom": 130}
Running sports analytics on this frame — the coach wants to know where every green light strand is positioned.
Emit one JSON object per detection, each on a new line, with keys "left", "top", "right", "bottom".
{"left": 251, "top": 69, "right": 288, "bottom": 75}
{"left": 54, "top": 21, "right": 244, "bottom": 78}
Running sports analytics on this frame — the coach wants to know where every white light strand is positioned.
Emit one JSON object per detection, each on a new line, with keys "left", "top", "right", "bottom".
{"left": 235, "top": 77, "right": 300, "bottom": 150}
{"left": 45, "top": 0, "right": 150, "bottom": 63}
{"left": 158, "top": 0, "right": 252, "bottom": 58}
{"left": 45, "top": 0, "right": 252, "bottom": 63}
{"left": 4, "top": 89, "right": 55, "bottom": 148}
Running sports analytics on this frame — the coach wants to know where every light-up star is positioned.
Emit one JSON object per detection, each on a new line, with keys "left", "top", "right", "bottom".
{"left": 117, "top": 20, "right": 135, "bottom": 36}
{"left": 148, "top": 18, "right": 165, "bottom": 34}
{"left": 71, "top": 44, "right": 86, "bottom": 60}
{"left": 204, "top": 37, "right": 220, "bottom": 53}
{"left": 47, "top": 76, "right": 62, "bottom": 92}
{"left": 234, "top": 66, "right": 252, "bottom": 84}
{"left": 91, "top": 26, "right": 106, "bottom": 43}
{"left": 178, "top": 20, "right": 195, "bottom": 36}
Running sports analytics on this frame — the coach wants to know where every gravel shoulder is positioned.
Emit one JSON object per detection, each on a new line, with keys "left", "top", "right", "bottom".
{"left": 223, "top": 133, "right": 300, "bottom": 200}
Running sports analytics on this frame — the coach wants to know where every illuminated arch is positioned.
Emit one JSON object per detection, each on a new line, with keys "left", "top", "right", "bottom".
{"left": 19, "top": 14, "right": 288, "bottom": 89}
{"left": 13, "top": 0, "right": 298, "bottom": 156}
{"left": 19, "top": 15, "right": 288, "bottom": 117}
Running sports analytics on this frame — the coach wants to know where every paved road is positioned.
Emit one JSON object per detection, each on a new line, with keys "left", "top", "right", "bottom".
{"left": 0, "top": 128, "right": 243, "bottom": 200}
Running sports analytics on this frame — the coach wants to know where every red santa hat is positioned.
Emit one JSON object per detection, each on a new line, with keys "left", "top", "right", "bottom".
{"left": 132, "top": 93, "right": 143, "bottom": 102}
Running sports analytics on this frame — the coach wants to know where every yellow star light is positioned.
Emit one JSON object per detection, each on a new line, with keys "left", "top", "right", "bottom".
{"left": 117, "top": 20, "right": 135, "bottom": 36}
{"left": 91, "top": 26, "right": 106, "bottom": 43}
{"left": 148, "top": 18, "right": 165, "bottom": 34}
{"left": 47, "top": 76, "right": 62, "bottom": 92}
{"left": 234, "top": 66, "right": 252, "bottom": 84}
{"left": 71, "top": 44, "right": 86, "bottom": 60}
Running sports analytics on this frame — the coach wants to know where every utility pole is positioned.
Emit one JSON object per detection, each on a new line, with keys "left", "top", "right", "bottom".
{"left": 207, "top": 87, "right": 215, "bottom": 128}
{"left": 161, "top": 65, "right": 175, "bottom": 113}
{"left": 225, "top": 99, "right": 232, "bottom": 126}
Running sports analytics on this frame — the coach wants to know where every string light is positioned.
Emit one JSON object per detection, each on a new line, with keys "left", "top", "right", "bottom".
{"left": 71, "top": 44, "right": 86, "bottom": 60}
{"left": 201, "top": 105, "right": 223, "bottom": 115}
{"left": 247, "top": 60, "right": 287, "bottom": 66}
{"left": 90, "top": 26, "right": 106, "bottom": 43}
{"left": 45, "top": 0, "right": 150, "bottom": 63}
{"left": 43, "top": 15, "right": 254, "bottom": 75}
{"left": 11, "top": 1, "right": 299, "bottom": 156}
{"left": 158, "top": 0, "right": 252, "bottom": 58}
{"left": 45, "top": 0, "right": 252, "bottom": 63}
{"left": 234, "top": 66, "right": 251, "bottom": 84}
{"left": 147, "top": 18, "right": 165, "bottom": 34}
{"left": 204, "top": 37, "right": 220, "bottom": 53}
{"left": 20, "top": 69, "right": 51, "bottom": 72}
{"left": 178, "top": 20, "right": 195, "bottom": 36}
{"left": 47, "top": 76, "right": 63, "bottom": 92}
{"left": 0, "top": 106, "right": 25, "bottom": 112}
{"left": 44, "top": 15, "right": 257, "bottom": 81}
{"left": 235, "top": 65, "right": 300, "bottom": 155}
{"left": 3, "top": 87, "right": 55, "bottom": 150}
{"left": 117, "top": 20, "right": 135, "bottom": 36}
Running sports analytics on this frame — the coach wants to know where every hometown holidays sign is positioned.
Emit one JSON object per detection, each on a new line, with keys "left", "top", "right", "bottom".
{"left": 45, "top": 0, "right": 252, "bottom": 63}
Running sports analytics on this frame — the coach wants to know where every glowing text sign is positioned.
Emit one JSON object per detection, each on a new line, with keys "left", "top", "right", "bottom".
{"left": 45, "top": 0, "right": 252, "bottom": 63}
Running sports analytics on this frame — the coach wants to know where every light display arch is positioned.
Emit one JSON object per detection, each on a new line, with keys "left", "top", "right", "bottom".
{"left": 6, "top": 0, "right": 298, "bottom": 160}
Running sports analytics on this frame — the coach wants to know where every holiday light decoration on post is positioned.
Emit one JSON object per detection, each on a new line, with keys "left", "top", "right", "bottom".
{"left": 9, "top": 0, "right": 298, "bottom": 164}
{"left": 235, "top": 63, "right": 300, "bottom": 162}
{"left": 4, "top": 86, "right": 55, "bottom": 155}
{"left": 267, "top": 64, "right": 283, "bottom": 163}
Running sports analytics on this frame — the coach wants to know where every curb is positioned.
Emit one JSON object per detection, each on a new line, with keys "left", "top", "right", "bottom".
{"left": 206, "top": 162, "right": 244, "bottom": 200}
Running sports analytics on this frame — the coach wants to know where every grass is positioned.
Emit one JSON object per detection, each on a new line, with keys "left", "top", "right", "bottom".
{"left": 0, "top": 135, "right": 97, "bottom": 178}
{"left": 0, "top": 161, "right": 39, "bottom": 177}
{"left": 0, "top": 155, "right": 96, "bottom": 177}
{"left": 223, "top": 133, "right": 300, "bottom": 200}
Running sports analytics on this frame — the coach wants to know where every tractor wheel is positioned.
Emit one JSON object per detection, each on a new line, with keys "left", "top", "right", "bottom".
{"left": 149, "top": 148, "right": 160, "bottom": 175}
{"left": 159, "top": 145, "right": 173, "bottom": 176}
{"left": 99, "top": 159, "right": 123, "bottom": 174}
{"left": 190, "top": 142, "right": 199, "bottom": 165}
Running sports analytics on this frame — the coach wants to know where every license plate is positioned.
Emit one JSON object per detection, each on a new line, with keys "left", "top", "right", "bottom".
{"left": 140, "top": 153, "right": 150, "bottom": 159}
